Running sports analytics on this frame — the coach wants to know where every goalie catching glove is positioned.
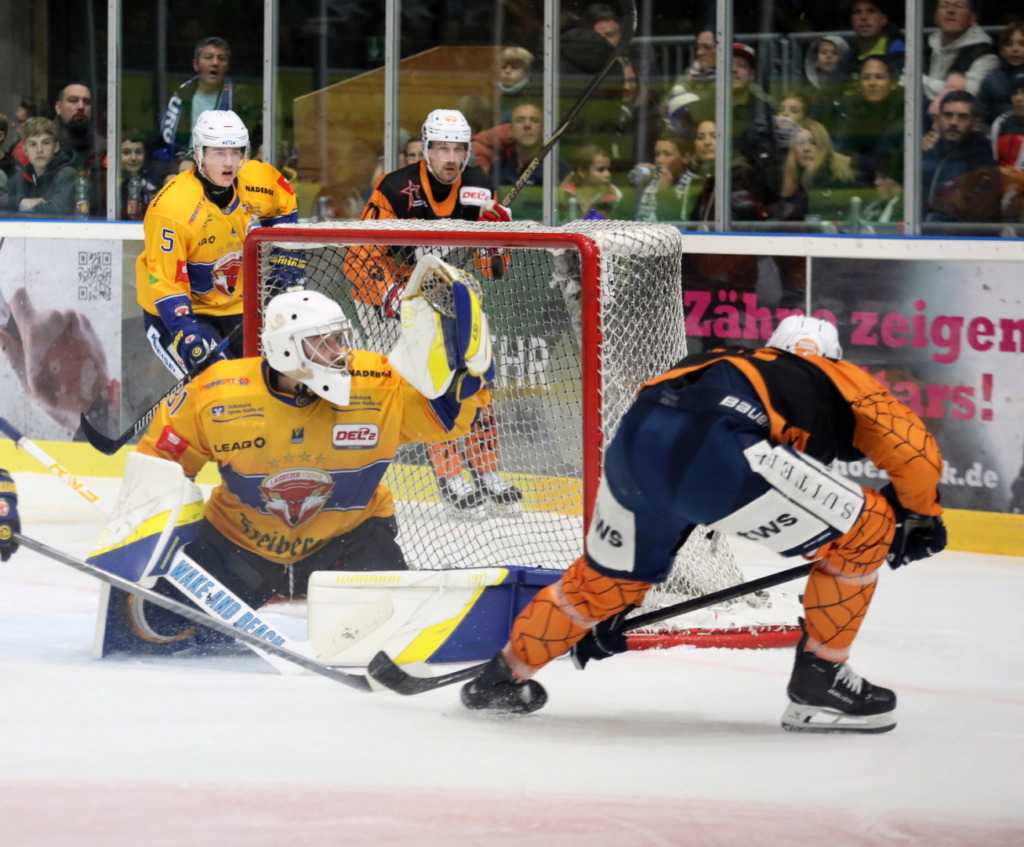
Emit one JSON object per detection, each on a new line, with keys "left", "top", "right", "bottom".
{"left": 880, "top": 484, "right": 947, "bottom": 569}
{"left": 387, "top": 255, "right": 494, "bottom": 399}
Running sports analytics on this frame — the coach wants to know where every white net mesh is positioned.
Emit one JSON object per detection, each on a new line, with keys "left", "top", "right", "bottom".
{"left": 246, "top": 219, "right": 783, "bottom": 634}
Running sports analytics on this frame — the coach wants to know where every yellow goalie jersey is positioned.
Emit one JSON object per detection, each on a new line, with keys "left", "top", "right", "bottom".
{"left": 136, "top": 352, "right": 489, "bottom": 564}
{"left": 136, "top": 160, "right": 298, "bottom": 320}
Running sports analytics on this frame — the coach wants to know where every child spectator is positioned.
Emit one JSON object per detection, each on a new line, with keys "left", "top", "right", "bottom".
{"left": 775, "top": 92, "right": 810, "bottom": 151}
{"left": 861, "top": 147, "right": 905, "bottom": 230}
{"left": 0, "top": 117, "right": 76, "bottom": 217}
{"left": 802, "top": 35, "right": 850, "bottom": 128}
{"left": 977, "top": 21, "right": 1024, "bottom": 127}
{"left": 119, "top": 129, "right": 159, "bottom": 220}
{"left": 494, "top": 46, "right": 538, "bottom": 123}
{"left": 991, "top": 70, "right": 1024, "bottom": 222}
{"left": 558, "top": 144, "right": 621, "bottom": 220}
{"left": 633, "top": 130, "right": 694, "bottom": 222}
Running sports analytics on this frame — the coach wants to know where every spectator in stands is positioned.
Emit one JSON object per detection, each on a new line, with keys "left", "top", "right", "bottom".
{"left": 559, "top": 143, "right": 622, "bottom": 220}
{"left": 834, "top": 0, "right": 906, "bottom": 89}
{"left": 53, "top": 82, "right": 107, "bottom": 217}
{"left": 119, "top": 129, "right": 159, "bottom": 220}
{"left": 633, "top": 129, "right": 696, "bottom": 223}
{"left": 922, "top": 90, "right": 1002, "bottom": 224}
{"left": 0, "top": 114, "right": 15, "bottom": 184}
{"left": 153, "top": 37, "right": 234, "bottom": 168}
{"left": 730, "top": 43, "right": 783, "bottom": 217}
{"left": 779, "top": 120, "right": 857, "bottom": 227}
{"left": 665, "top": 30, "right": 717, "bottom": 133}
{"left": 0, "top": 117, "right": 76, "bottom": 217}
{"left": 977, "top": 21, "right": 1024, "bottom": 127}
{"left": 861, "top": 147, "right": 905, "bottom": 231}
{"left": 923, "top": 0, "right": 999, "bottom": 104}
{"left": 832, "top": 55, "right": 905, "bottom": 185}
{"left": 403, "top": 137, "right": 424, "bottom": 165}
{"left": 494, "top": 46, "right": 538, "bottom": 123}
{"left": 5, "top": 96, "right": 42, "bottom": 163}
{"left": 991, "top": 70, "right": 1024, "bottom": 222}
{"left": 774, "top": 92, "right": 810, "bottom": 151}
{"left": 802, "top": 35, "right": 850, "bottom": 128}
{"left": 691, "top": 117, "right": 775, "bottom": 227}
{"left": 473, "top": 102, "right": 562, "bottom": 193}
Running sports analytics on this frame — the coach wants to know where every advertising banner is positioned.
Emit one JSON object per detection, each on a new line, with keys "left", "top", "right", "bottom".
{"left": 0, "top": 238, "right": 122, "bottom": 441}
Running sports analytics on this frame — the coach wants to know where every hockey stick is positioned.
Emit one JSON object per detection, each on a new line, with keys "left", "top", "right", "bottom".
{"left": 367, "top": 560, "right": 814, "bottom": 696}
{"left": 0, "top": 418, "right": 362, "bottom": 678}
{"left": 501, "top": 0, "right": 638, "bottom": 207}
{"left": 79, "top": 323, "right": 242, "bottom": 455}
{"left": 14, "top": 532, "right": 372, "bottom": 691}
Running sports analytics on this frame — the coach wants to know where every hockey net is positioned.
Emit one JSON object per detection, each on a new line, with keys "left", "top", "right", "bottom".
{"left": 243, "top": 219, "right": 799, "bottom": 648}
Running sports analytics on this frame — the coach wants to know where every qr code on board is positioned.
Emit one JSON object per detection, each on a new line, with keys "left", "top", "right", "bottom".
{"left": 78, "top": 251, "right": 113, "bottom": 301}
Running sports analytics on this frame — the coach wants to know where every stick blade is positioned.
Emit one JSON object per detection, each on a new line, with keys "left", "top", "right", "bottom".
{"left": 79, "top": 412, "right": 127, "bottom": 455}
{"left": 367, "top": 651, "right": 483, "bottom": 696}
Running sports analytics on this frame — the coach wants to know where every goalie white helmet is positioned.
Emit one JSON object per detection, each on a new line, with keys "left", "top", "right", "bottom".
{"left": 262, "top": 290, "right": 357, "bottom": 405}
{"left": 422, "top": 109, "right": 472, "bottom": 180}
{"left": 192, "top": 109, "right": 250, "bottom": 176}
{"left": 767, "top": 315, "right": 843, "bottom": 360}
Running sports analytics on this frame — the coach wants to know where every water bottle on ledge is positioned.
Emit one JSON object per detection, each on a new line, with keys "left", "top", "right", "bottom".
{"left": 74, "top": 173, "right": 90, "bottom": 220}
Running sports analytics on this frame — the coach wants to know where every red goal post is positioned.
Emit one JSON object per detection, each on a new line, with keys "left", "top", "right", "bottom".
{"left": 242, "top": 219, "right": 800, "bottom": 648}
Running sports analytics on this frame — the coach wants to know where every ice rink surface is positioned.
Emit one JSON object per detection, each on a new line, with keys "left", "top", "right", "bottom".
{"left": 2, "top": 472, "right": 1023, "bottom": 847}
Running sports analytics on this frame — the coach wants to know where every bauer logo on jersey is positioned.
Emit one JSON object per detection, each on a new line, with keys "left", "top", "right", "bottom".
{"left": 584, "top": 477, "right": 637, "bottom": 573}
{"left": 459, "top": 187, "right": 492, "bottom": 207}
{"left": 332, "top": 423, "right": 380, "bottom": 449}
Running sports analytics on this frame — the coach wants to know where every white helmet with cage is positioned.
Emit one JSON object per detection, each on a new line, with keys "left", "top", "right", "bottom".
{"left": 192, "top": 109, "right": 250, "bottom": 177}
{"left": 766, "top": 315, "right": 843, "bottom": 360}
{"left": 421, "top": 109, "right": 472, "bottom": 178}
{"left": 262, "top": 290, "right": 357, "bottom": 405}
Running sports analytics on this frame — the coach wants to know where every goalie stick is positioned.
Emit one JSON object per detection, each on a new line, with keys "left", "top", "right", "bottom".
{"left": 501, "top": 0, "right": 638, "bottom": 207}
{"left": 15, "top": 532, "right": 372, "bottom": 691}
{"left": 79, "top": 324, "right": 242, "bottom": 455}
{"left": 0, "top": 418, "right": 370, "bottom": 679}
{"left": 367, "top": 561, "right": 814, "bottom": 696}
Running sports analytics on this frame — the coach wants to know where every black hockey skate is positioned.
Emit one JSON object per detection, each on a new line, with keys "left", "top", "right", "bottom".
{"left": 437, "top": 475, "right": 484, "bottom": 514}
{"left": 461, "top": 651, "right": 548, "bottom": 714}
{"left": 782, "top": 647, "right": 897, "bottom": 734}
{"left": 473, "top": 470, "right": 523, "bottom": 513}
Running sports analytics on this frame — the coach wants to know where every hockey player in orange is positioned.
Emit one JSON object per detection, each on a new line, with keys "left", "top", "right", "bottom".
{"left": 462, "top": 316, "right": 947, "bottom": 733}
{"left": 343, "top": 109, "right": 521, "bottom": 514}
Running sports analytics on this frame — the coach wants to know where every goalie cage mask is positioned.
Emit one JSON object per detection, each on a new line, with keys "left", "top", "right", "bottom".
{"left": 192, "top": 109, "right": 250, "bottom": 179}
{"left": 263, "top": 290, "right": 356, "bottom": 405}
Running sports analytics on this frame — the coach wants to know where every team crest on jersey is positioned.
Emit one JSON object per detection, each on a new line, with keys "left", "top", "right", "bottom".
{"left": 259, "top": 468, "right": 333, "bottom": 529}
{"left": 399, "top": 179, "right": 425, "bottom": 211}
{"left": 212, "top": 251, "right": 243, "bottom": 296}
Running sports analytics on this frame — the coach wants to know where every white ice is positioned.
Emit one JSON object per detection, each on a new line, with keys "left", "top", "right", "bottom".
{"left": 2, "top": 472, "right": 1023, "bottom": 847}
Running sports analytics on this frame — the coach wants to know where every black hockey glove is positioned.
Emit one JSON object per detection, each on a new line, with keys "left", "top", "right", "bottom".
{"left": 0, "top": 469, "right": 20, "bottom": 562}
{"left": 266, "top": 248, "right": 309, "bottom": 293}
{"left": 880, "top": 484, "right": 947, "bottom": 569}
{"left": 570, "top": 605, "right": 637, "bottom": 670}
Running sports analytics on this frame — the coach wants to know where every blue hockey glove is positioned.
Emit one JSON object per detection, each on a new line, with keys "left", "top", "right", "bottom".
{"left": 880, "top": 484, "right": 947, "bottom": 569}
{"left": 174, "top": 322, "right": 224, "bottom": 371}
{"left": 570, "top": 605, "right": 637, "bottom": 670}
{"left": 266, "top": 248, "right": 309, "bottom": 293}
{"left": 0, "top": 469, "right": 20, "bottom": 562}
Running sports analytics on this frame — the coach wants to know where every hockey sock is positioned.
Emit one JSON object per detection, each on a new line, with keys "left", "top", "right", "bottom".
{"left": 803, "top": 488, "right": 894, "bottom": 662}
{"left": 506, "top": 557, "right": 652, "bottom": 677}
{"left": 464, "top": 405, "right": 500, "bottom": 474}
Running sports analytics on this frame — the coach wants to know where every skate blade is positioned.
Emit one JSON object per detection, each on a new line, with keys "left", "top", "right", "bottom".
{"left": 442, "top": 502, "right": 487, "bottom": 520}
{"left": 484, "top": 499, "right": 523, "bottom": 518}
{"left": 781, "top": 701, "right": 897, "bottom": 734}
